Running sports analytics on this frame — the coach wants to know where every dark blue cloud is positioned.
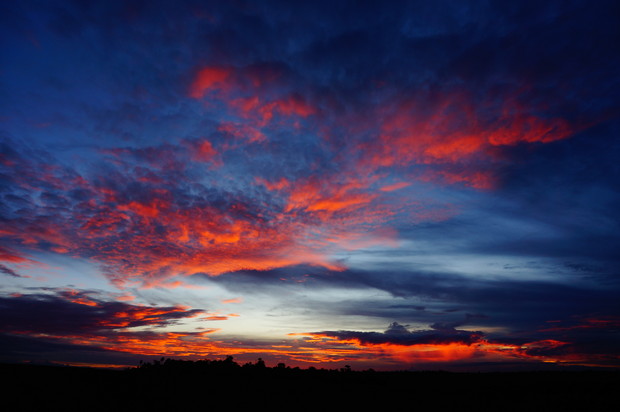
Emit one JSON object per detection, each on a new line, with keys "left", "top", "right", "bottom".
{"left": 316, "top": 321, "right": 485, "bottom": 346}
{"left": 0, "top": 290, "right": 205, "bottom": 334}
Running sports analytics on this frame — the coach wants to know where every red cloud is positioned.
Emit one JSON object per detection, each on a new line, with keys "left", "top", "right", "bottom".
{"left": 188, "top": 139, "right": 223, "bottom": 166}
{"left": 274, "top": 95, "right": 316, "bottom": 118}
{"left": 218, "top": 122, "right": 266, "bottom": 143}
{"left": 189, "top": 67, "right": 231, "bottom": 98}
{"left": 1, "top": 69, "right": 586, "bottom": 291}
{"left": 190, "top": 65, "right": 316, "bottom": 133}
{"left": 284, "top": 176, "right": 378, "bottom": 213}
{"left": 355, "top": 92, "right": 579, "bottom": 189}
{"left": 0, "top": 246, "right": 29, "bottom": 263}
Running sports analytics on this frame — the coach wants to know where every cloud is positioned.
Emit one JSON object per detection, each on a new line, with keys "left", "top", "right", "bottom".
{"left": 0, "top": 290, "right": 205, "bottom": 334}
{"left": 2, "top": 0, "right": 615, "bottom": 290}
{"left": 189, "top": 66, "right": 232, "bottom": 99}
{"left": 0, "top": 135, "right": 454, "bottom": 288}
{"left": 0, "top": 246, "right": 30, "bottom": 263}
{"left": 0, "top": 289, "right": 371, "bottom": 367}
{"left": 291, "top": 322, "right": 485, "bottom": 364}
{"left": 0, "top": 289, "right": 240, "bottom": 363}
{"left": 0, "top": 264, "right": 23, "bottom": 278}
{"left": 1, "top": 0, "right": 619, "bottom": 370}
{"left": 293, "top": 319, "right": 620, "bottom": 367}
{"left": 315, "top": 322, "right": 485, "bottom": 347}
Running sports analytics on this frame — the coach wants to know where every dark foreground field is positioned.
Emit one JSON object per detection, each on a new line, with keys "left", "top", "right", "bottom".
{"left": 4, "top": 360, "right": 618, "bottom": 411}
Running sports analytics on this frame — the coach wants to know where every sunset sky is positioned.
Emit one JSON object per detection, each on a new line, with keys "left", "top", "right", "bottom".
{"left": 1, "top": 0, "right": 619, "bottom": 371}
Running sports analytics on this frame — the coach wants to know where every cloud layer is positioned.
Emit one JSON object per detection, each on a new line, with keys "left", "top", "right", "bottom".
{"left": 1, "top": 0, "right": 619, "bottom": 369}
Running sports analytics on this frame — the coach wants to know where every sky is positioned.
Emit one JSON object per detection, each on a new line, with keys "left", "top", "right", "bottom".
{"left": 1, "top": 0, "right": 619, "bottom": 371}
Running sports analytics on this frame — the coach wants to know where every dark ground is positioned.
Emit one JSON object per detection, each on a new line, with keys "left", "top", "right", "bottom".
{"left": 4, "top": 360, "right": 618, "bottom": 411}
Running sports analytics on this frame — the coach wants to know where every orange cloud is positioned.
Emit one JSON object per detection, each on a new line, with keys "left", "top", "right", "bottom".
{"left": 291, "top": 332, "right": 482, "bottom": 364}
{"left": 379, "top": 181, "right": 411, "bottom": 192}
{"left": 116, "top": 294, "right": 136, "bottom": 302}
{"left": 287, "top": 332, "right": 608, "bottom": 368}
{"left": 59, "top": 289, "right": 100, "bottom": 307}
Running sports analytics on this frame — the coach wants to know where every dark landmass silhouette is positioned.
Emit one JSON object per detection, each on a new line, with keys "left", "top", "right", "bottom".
{"left": 5, "top": 357, "right": 618, "bottom": 411}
